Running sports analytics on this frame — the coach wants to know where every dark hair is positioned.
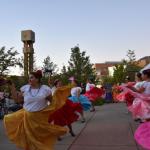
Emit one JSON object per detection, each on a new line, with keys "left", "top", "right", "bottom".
{"left": 142, "top": 69, "right": 150, "bottom": 78}
{"left": 136, "top": 72, "right": 142, "bottom": 79}
{"left": 74, "top": 79, "right": 81, "bottom": 87}
{"left": 88, "top": 77, "right": 94, "bottom": 83}
{"left": 30, "top": 70, "right": 42, "bottom": 82}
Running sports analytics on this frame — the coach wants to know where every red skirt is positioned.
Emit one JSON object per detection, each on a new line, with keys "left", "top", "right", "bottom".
{"left": 84, "top": 87, "right": 103, "bottom": 102}
{"left": 48, "top": 100, "right": 82, "bottom": 126}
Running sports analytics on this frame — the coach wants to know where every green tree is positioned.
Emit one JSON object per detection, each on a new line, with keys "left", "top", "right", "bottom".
{"left": 125, "top": 50, "right": 141, "bottom": 80}
{"left": 113, "top": 63, "right": 127, "bottom": 84}
{"left": 0, "top": 47, "right": 23, "bottom": 75}
{"left": 42, "top": 56, "right": 58, "bottom": 77}
{"left": 66, "top": 46, "right": 97, "bottom": 83}
{"left": 60, "top": 65, "right": 69, "bottom": 84}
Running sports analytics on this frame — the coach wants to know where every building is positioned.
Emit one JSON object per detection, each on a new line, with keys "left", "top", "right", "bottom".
{"left": 94, "top": 56, "right": 150, "bottom": 79}
{"left": 137, "top": 56, "right": 150, "bottom": 68}
{"left": 94, "top": 61, "right": 122, "bottom": 78}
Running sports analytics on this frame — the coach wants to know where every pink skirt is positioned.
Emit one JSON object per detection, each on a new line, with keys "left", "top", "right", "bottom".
{"left": 135, "top": 121, "right": 150, "bottom": 150}
{"left": 128, "top": 98, "right": 150, "bottom": 119}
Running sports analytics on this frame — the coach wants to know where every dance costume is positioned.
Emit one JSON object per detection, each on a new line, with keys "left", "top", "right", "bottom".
{"left": 84, "top": 87, "right": 103, "bottom": 102}
{"left": 49, "top": 86, "right": 82, "bottom": 126}
{"left": 116, "top": 82, "right": 150, "bottom": 120}
{"left": 4, "top": 85, "right": 68, "bottom": 150}
{"left": 135, "top": 121, "right": 150, "bottom": 150}
{"left": 69, "top": 87, "right": 91, "bottom": 111}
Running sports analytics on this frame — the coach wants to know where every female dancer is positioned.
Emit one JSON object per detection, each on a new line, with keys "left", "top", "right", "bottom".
{"left": 68, "top": 79, "right": 91, "bottom": 123}
{"left": 134, "top": 72, "right": 144, "bottom": 90}
{"left": 119, "top": 70, "right": 150, "bottom": 121}
{"left": 49, "top": 79, "right": 82, "bottom": 138}
{"left": 4, "top": 70, "right": 67, "bottom": 150}
{"left": 130, "top": 71, "right": 150, "bottom": 149}
{"left": 85, "top": 78, "right": 95, "bottom": 111}
{"left": 85, "top": 78, "right": 103, "bottom": 111}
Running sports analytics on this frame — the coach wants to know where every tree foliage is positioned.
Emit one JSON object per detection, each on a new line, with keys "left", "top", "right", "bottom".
{"left": 42, "top": 56, "right": 58, "bottom": 77}
{"left": 64, "top": 46, "right": 97, "bottom": 83}
{"left": 125, "top": 50, "right": 142, "bottom": 80}
{"left": 0, "top": 47, "right": 23, "bottom": 75}
{"left": 113, "top": 63, "right": 127, "bottom": 84}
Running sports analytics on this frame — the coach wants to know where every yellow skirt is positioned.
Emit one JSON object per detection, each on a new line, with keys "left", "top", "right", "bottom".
{"left": 4, "top": 85, "right": 74, "bottom": 150}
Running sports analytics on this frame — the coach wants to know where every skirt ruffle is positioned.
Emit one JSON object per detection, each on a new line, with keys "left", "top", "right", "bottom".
{"left": 4, "top": 106, "right": 67, "bottom": 150}
{"left": 48, "top": 100, "right": 82, "bottom": 126}
{"left": 84, "top": 87, "right": 103, "bottom": 102}
{"left": 116, "top": 86, "right": 150, "bottom": 119}
{"left": 69, "top": 95, "right": 91, "bottom": 111}
{"left": 135, "top": 121, "right": 150, "bottom": 150}
{"left": 128, "top": 98, "right": 150, "bottom": 119}
{"left": 3, "top": 85, "right": 74, "bottom": 150}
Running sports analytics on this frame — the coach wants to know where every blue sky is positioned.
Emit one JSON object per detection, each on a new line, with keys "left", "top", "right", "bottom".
{"left": 0, "top": 0, "right": 150, "bottom": 73}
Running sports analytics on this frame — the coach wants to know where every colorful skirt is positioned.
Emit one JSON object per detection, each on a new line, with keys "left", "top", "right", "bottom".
{"left": 4, "top": 85, "right": 75, "bottom": 150}
{"left": 68, "top": 95, "right": 91, "bottom": 111}
{"left": 48, "top": 100, "right": 82, "bottom": 126}
{"left": 84, "top": 87, "right": 103, "bottom": 102}
{"left": 4, "top": 106, "right": 67, "bottom": 150}
{"left": 128, "top": 98, "right": 150, "bottom": 119}
{"left": 135, "top": 121, "right": 150, "bottom": 150}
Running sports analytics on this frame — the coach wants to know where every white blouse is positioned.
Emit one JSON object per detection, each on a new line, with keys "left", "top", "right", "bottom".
{"left": 86, "top": 83, "right": 95, "bottom": 92}
{"left": 134, "top": 81, "right": 145, "bottom": 90}
{"left": 142, "top": 81, "right": 150, "bottom": 95}
{"left": 20, "top": 84, "right": 52, "bottom": 112}
{"left": 71, "top": 87, "right": 82, "bottom": 97}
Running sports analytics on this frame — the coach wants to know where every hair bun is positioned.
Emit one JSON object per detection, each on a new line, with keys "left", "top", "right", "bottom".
{"left": 35, "top": 70, "right": 42, "bottom": 78}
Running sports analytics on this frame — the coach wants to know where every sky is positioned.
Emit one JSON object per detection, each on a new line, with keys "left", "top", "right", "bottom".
{"left": 0, "top": 0, "right": 150, "bottom": 74}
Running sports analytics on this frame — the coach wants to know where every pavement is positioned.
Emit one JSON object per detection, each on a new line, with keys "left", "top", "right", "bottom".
{"left": 0, "top": 103, "right": 144, "bottom": 150}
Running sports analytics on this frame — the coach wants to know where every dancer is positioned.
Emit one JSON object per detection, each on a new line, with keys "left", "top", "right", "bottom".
{"left": 85, "top": 78, "right": 96, "bottom": 111}
{"left": 4, "top": 70, "right": 67, "bottom": 150}
{"left": 84, "top": 85, "right": 103, "bottom": 111}
{"left": 130, "top": 71, "right": 150, "bottom": 149}
{"left": 49, "top": 79, "right": 82, "bottom": 139}
{"left": 133, "top": 72, "right": 144, "bottom": 90}
{"left": 117, "top": 70, "right": 150, "bottom": 121}
{"left": 69, "top": 79, "right": 91, "bottom": 123}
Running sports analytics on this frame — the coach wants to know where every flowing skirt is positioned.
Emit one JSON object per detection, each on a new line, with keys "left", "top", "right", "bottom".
{"left": 84, "top": 87, "right": 103, "bottom": 102}
{"left": 4, "top": 106, "right": 67, "bottom": 150}
{"left": 135, "top": 121, "right": 150, "bottom": 150}
{"left": 116, "top": 86, "right": 150, "bottom": 119}
{"left": 128, "top": 98, "right": 150, "bottom": 119}
{"left": 4, "top": 85, "right": 73, "bottom": 150}
{"left": 69, "top": 95, "right": 91, "bottom": 111}
{"left": 48, "top": 100, "right": 82, "bottom": 126}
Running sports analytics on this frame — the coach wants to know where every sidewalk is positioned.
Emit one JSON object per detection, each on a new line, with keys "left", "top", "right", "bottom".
{"left": 0, "top": 103, "right": 144, "bottom": 150}
{"left": 56, "top": 103, "right": 144, "bottom": 150}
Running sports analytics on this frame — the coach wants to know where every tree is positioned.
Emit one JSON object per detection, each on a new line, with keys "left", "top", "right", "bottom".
{"left": 125, "top": 50, "right": 141, "bottom": 80}
{"left": 113, "top": 63, "right": 127, "bottom": 84}
{"left": 42, "top": 56, "right": 58, "bottom": 77}
{"left": 0, "top": 47, "right": 23, "bottom": 75}
{"left": 60, "top": 65, "right": 69, "bottom": 84}
{"left": 66, "top": 46, "right": 97, "bottom": 83}
{"left": 126, "top": 49, "right": 136, "bottom": 63}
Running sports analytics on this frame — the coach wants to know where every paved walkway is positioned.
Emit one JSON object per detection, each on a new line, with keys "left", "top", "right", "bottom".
{"left": 0, "top": 103, "right": 144, "bottom": 150}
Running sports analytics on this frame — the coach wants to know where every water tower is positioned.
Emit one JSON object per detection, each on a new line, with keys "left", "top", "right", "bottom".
{"left": 21, "top": 30, "right": 35, "bottom": 77}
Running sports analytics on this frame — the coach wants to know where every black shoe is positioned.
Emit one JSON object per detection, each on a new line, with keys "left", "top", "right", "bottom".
{"left": 69, "top": 131, "right": 76, "bottom": 137}
{"left": 81, "top": 118, "right": 86, "bottom": 123}
{"left": 57, "top": 137, "right": 62, "bottom": 141}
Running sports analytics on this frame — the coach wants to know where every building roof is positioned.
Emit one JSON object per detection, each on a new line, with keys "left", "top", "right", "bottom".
{"left": 138, "top": 56, "right": 150, "bottom": 61}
